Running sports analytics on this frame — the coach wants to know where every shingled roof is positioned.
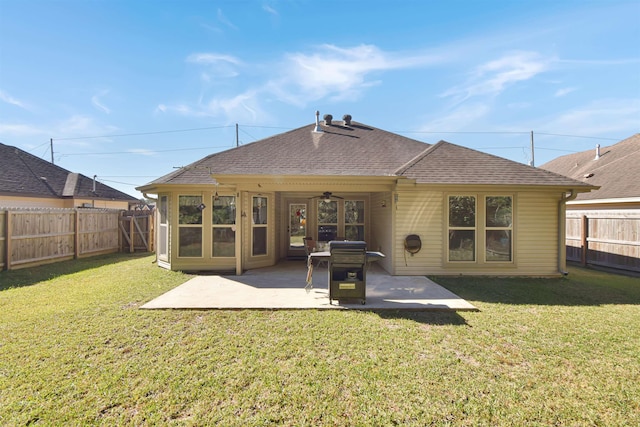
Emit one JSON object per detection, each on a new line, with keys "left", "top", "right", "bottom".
{"left": 144, "top": 121, "right": 429, "bottom": 186}
{"left": 397, "top": 141, "right": 596, "bottom": 188}
{"left": 0, "top": 142, "right": 138, "bottom": 202}
{"left": 540, "top": 134, "right": 639, "bottom": 201}
{"left": 140, "top": 120, "right": 595, "bottom": 191}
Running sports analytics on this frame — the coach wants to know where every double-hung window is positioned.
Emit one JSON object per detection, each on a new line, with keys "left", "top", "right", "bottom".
{"left": 448, "top": 196, "right": 476, "bottom": 261}
{"left": 447, "top": 195, "right": 513, "bottom": 263}
{"left": 485, "top": 196, "right": 512, "bottom": 262}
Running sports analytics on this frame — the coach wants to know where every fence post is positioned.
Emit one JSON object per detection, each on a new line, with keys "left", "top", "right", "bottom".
{"left": 129, "top": 215, "right": 134, "bottom": 253}
{"left": 4, "top": 211, "right": 10, "bottom": 271}
{"left": 74, "top": 209, "right": 80, "bottom": 259}
{"left": 581, "top": 215, "right": 588, "bottom": 266}
{"left": 118, "top": 211, "right": 123, "bottom": 252}
{"left": 149, "top": 210, "right": 155, "bottom": 252}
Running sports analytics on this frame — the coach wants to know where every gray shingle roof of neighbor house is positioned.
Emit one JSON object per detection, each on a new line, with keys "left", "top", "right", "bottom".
{"left": 140, "top": 118, "right": 596, "bottom": 190}
{"left": 540, "top": 134, "right": 640, "bottom": 201}
{"left": 0, "top": 142, "right": 139, "bottom": 202}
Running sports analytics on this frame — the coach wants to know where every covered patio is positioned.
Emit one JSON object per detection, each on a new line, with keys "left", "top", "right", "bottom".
{"left": 141, "top": 260, "right": 477, "bottom": 311}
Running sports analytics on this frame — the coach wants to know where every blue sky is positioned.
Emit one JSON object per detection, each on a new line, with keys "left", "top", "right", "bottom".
{"left": 1, "top": 0, "right": 639, "bottom": 198}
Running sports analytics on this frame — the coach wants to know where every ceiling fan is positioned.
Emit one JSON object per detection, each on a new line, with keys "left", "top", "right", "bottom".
{"left": 310, "top": 191, "right": 344, "bottom": 201}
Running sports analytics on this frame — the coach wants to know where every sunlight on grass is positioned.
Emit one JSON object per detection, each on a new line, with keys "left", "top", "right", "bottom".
{"left": 1, "top": 254, "right": 638, "bottom": 425}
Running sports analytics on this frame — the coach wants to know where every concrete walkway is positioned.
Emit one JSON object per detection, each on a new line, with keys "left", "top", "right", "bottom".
{"left": 141, "top": 261, "right": 477, "bottom": 311}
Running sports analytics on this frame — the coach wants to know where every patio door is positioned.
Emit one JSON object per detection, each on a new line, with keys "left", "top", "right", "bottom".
{"left": 288, "top": 202, "right": 308, "bottom": 257}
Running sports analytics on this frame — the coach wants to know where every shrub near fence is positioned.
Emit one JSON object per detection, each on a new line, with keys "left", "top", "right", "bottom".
{"left": 0, "top": 208, "right": 123, "bottom": 271}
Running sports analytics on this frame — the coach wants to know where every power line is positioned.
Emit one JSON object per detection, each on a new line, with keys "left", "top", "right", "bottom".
{"left": 41, "top": 125, "right": 626, "bottom": 161}
{"left": 397, "top": 130, "right": 529, "bottom": 135}
{"left": 53, "top": 125, "right": 234, "bottom": 141}
{"left": 98, "top": 178, "right": 141, "bottom": 186}
{"left": 58, "top": 145, "right": 233, "bottom": 156}
{"left": 534, "top": 132, "right": 620, "bottom": 141}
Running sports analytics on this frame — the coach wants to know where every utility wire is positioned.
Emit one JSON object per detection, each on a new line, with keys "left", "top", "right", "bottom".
{"left": 58, "top": 145, "right": 233, "bottom": 156}
{"left": 534, "top": 132, "right": 620, "bottom": 141}
{"left": 99, "top": 178, "right": 140, "bottom": 186}
{"left": 43, "top": 124, "right": 625, "bottom": 158}
{"left": 53, "top": 125, "right": 234, "bottom": 141}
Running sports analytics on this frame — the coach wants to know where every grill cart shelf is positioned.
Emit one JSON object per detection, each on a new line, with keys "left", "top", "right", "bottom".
{"left": 329, "top": 241, "right": 367, "bottom": 305}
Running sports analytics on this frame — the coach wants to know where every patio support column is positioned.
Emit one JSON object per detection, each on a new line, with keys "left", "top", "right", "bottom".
{"left": 235, "top": 192, "right": 242, "bottom": 275}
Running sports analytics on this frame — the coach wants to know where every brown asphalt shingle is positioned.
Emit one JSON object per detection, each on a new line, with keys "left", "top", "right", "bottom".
{"left": 145, "top": 121, "right": 429, "bottom": 185}
{"left": 397, "top": 141, "right": 595, "bottom": 187}
{"left": 540, "top": 134, "right": 639, "bottom": 201}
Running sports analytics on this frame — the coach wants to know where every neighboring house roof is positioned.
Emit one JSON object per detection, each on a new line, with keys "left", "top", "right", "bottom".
{"left": 0, "top": 142, "right": 138, "bottom": 202}
{"left": 540, "top": 134, "right": 640, "bottom": 201}
{"left": 140, "top": 120, "right": 594, "bottom": 191}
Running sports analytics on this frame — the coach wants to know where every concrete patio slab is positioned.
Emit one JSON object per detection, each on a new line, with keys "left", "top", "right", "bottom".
{"left": 140, "top": 261, "right": 477, "bottom": 311}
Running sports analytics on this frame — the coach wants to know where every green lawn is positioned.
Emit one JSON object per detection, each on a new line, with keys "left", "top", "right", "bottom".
{"left": 1, "top": 254, "right": 638, "bottom": 426}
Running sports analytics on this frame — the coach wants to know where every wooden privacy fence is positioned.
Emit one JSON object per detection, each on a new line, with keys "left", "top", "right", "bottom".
{"left": 1, "top": 208, "right": 138, "bottom": 271}
{"left": 566, "top": 213, "right": 640, "bottom": 273}
{"left": 119, "top": 210, "right": 155, "bottom": 253}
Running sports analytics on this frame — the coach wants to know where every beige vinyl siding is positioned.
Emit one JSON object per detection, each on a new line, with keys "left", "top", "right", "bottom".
{"left": 391, "top": 187, "right": 564, "bottom": 276}
{"left": 516, "top": 191, "right": 560, "bottom": 275}
{"left": 392, "top": 189, "right": 443, "bottom": 275}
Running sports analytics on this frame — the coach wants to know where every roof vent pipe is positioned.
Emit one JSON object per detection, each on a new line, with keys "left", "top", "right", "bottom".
{"left": 93, "top": 175, "right": 97, "bottom": 193}
{"left": 594, "top": 144, "right": 601, "bottom": 160}
{"left": 343, "top": 114, "right": 352, "bottom": 126}
{"left": 313, "top": 110, "right": 323, "bottom": 133}
{"left": 323, "top": 114, "right": 333, "bottom": 126}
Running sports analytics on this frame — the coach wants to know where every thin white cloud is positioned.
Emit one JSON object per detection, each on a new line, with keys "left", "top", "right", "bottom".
{"left": 91, "top": 90, "right": 111, "bottom": 114}
{"left": 274, "top": 44, "right": 442, "bottom": 103}
{"left": 262, "top": 4, "right": 278, "bottom": 16}
{"left": 52, "top": 115, "right": 119, "bottom": 146}
{"left": 200, "top": 22, "right": 223, "bottom": 34}
{"left": 127, "top": 148, "right": 156, "bottom": 156}
{"left": 217, "top": 8, "right": 238, "bottom": 30}
{"left": 0, "top": 90, "right": 29, "bottom": 110}
{"left": 158, "top": 43, "right": 454, "bottom": 123}
{"left": 187, "top": 53, "right": 242, "bottom": 81}
{"left": 419, "top": 103, "right": 492, "bottom": 132}
{"left": 441, "top": 51, "right": 552, "bottom": 104}
{"left": 203, "top": 90, "right": 265, "bottom": 122}
{"left": 554, "top": 87, "right": 576, "bottom": 97}
{"left": 155, "top": 103, "right": 192, "bottom": 116}
{"left": 187, "top": 53, "right": 241, "bottom": 65}
{"left": 0, "top": 123, "right": 47, "bottom": 136}
{"left": 541, "top": 98, "right": 640, "bottom": 136}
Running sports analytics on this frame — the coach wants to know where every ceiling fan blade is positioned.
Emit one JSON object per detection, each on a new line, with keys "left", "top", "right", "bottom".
{"left": 308, "top": 191, "right": 344, "bottom": 200}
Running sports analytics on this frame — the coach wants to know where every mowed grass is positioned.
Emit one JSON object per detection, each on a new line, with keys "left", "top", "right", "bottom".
{"left": 1, "top": 254, "right": 639, "bottom": 426}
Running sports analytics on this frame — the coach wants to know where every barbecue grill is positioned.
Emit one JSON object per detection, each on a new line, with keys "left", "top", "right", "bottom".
{"left": 329, "top": 240, "right": 367, "bottom": 304}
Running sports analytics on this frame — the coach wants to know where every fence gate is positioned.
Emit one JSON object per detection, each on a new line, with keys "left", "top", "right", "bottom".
{"left": 119, "top": 211, "right": 154, "bottom": 253}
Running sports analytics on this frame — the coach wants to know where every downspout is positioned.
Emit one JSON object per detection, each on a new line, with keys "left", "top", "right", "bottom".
{"left": 143, "top": 193, "right": 158, "bottom": 201}
{"left": 558, "top": 190, "right": 578, "bottom": 275}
